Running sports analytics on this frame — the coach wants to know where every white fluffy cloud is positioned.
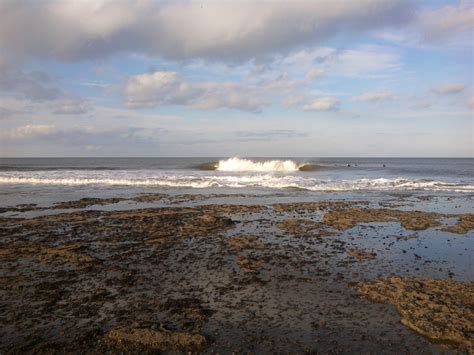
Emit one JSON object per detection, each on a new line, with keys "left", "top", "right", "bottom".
{"left": 303, "top": 97, "right": 339, "bottom": 111}
{"left": 124, "top": 71, "right": 263, "bottom": 112}
{"left": 0, "top": 0, "right": 414, "bottom": 63}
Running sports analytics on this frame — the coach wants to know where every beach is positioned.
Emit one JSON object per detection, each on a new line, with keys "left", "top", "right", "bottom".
{"left": 1, "top": 158, "right": 473, "bottom": 353}
{"left": 3, "top": 0, "right": 473, "bottom": 352}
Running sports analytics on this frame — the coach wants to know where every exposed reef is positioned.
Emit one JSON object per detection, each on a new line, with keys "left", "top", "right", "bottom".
{"left": 1, "top": 196, "right": 472, "bottom": 353}
{"left": 354, "top": 277, "right": 474, "bottom": 352}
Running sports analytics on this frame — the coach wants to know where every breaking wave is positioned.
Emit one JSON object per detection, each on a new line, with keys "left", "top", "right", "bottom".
{"left": 198, "top": 157, "right": 319, "bottom": 172}
{"left": 0, "top": 172, "right": 472, "bottom": 192}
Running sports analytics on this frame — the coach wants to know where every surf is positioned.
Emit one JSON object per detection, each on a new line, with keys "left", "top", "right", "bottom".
{"left": 198, "top": 157, "right": 320, "bottom": 172}
{"left": 0, "top": 174, "right": 472, "bottom": 192}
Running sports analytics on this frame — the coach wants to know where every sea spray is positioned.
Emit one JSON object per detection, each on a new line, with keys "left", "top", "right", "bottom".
{"left": 216, "top": 157, "right": 299, "bottom": 172}
{"left": 215, "top": 157, "right": 320, "bottom": 172}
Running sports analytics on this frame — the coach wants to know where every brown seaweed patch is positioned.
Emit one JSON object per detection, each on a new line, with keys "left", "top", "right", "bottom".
{"left": 238, "top": 257, "right": 264, "bottom": 274}
{"left": 347, "top": 248, "right": 377, "bottom": 261}
{"left": 108, "top": 209, "right": 234, "bottom": 246}
{"left": 34, "top": 243, "right": 94, "bottom": 266}
{"left": 0, "top": 204, "right": 40, "bottom": 213}
{"left": 354, "top": 277, "right": 474, "bottom": 351}
{"left": 104, "top": 327, "right": 207, "bottom": 351}
{"left": 0, "top": 210, "right": 101, "bottom": 227}
{"left": 185, "top": 213, "right": 234, "bottom": 236}
{"left": 276, "top": 218, "right": 337, "bottom": 237}
{"left": 441, "top": 214, "right": 474, "bottom": 234}
{"left": 202, "top": 204, "right": 268, "bottom": 214}
{"left": 3, "top": 242, "right": 94, "bottom": 267}
{"left": 227, "top": 235, "right": 258, "bottom": 251}
{"left": 272, "top": 201, "right": 361, "bottom": 213}
{"left": 160, "top": 297, "right": 211, "bottom": 333}
{"left": 52, "top": 194, "right": 205, "bottom": 209}
{"left": 0, "top": 208, "right": 235, "bottom": 254}
{"left": 323, "top": 208, "right": 443, "bottom": 231}
{"left": 0, "top": 194, "right": 213, "bottom": 213}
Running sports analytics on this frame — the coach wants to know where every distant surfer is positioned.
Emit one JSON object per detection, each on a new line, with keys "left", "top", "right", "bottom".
{"left": 383, "top": 164, "right": 386, "bottom": 167}
{"left": 347, "top": 163, "right": 351, "bottom": 167}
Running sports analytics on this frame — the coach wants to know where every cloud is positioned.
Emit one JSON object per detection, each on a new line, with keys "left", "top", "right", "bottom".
{"left": 1, "top": 124, "right": 164, "bottom": 150}
{"left": 261, "top": 74, "right": 305, "bottom": 92}
{"left": 303, "top": 97, "right": 339, "bottom": 111}
{"left": 53, "top": 99, "right": 91, "bottom": 115}
{"left": 373, "top": 2, "right": 474, "bottom": 47}
{"left": 234, "top": 129, "right": 308, "bottom": 139}
{"left": 305, "top": 68, "right": 325, "bottom": 80}
{"left": 433, "top": 83, "right": 466, "bottom": 95}
{"left": 124, "top": 71, "right": 263, "bottom": 112}
{"left": 279, "top": 45, "right": 401, "bottom": 78}
{"left": 0, "top": 69, "right": 62, "bottom": 101}
{"left": 353, "top": 91, "right": 395, "bottom": 102}
{"left": 0, "top": 69, "right": 92, "bottom": 115}
{"left": 331, "top": 45, "right": 401, "bottom": 77}
{"left": 420, "top": 3, "right": 474, "bottom": 43}
{"left": 0, "top": 0, "right": 414, "bottom": 63}
{"left": 0, "top": 101, "right": 32, "bottom": 119}
{"left": 282, "top": 94, "right": 307, "bottom": 109}
{"left": 85, "top": 145, "right": 102, "bottom": 152}
{"left": 4, "top": 124, "right": 58, "bottom": 140}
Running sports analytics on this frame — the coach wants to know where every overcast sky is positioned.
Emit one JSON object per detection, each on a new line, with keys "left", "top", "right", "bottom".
{"left": 0, "top": 0, "right": 473, "bottom": 157}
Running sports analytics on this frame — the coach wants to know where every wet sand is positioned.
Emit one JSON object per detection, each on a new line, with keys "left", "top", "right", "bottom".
{"left": 1, "top": 193, "right": 473, "bottom": 353}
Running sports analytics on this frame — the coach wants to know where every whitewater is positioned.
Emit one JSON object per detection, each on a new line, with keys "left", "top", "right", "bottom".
{"left": 215, "top": 157, "right": 317, "bottom": 172}
{"left": 0, "top": 158, "right": 473, "bottom": 192}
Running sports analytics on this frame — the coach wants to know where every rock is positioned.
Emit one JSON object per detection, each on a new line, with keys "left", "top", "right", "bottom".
{"left": 354, "top": 277, "right": 474, "bottom": 352}
{"left": 227, "top": 235, "right": 258, "bottom": 251}
{"left": 347, "top": 248, "right": 377, "bottom": 261}
{"left": 104, "top": 327, "right": 207, "bottom": 351}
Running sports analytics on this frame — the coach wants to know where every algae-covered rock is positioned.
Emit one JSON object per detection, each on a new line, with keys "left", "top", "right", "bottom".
{"left": 105, "top": 327, "right": 207, "bottom": 351}
{"left": 354, "top": 277, "right": 474, "bottom": 352}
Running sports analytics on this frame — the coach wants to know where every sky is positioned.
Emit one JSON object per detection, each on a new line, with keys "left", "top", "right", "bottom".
{"left": 0, "top": 0, "right": 473, "bottom": 157}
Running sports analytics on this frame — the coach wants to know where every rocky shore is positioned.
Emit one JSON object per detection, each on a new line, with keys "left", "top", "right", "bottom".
{"left": 1, "top": 193, "right": 473, "bottom": 353}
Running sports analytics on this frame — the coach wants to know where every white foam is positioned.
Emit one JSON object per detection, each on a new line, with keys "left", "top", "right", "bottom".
{"left": 0, "top": 171, "right": 472, "bottom": 192}
{"left": 216, "top": 157, "right": 300, "bottom": 172}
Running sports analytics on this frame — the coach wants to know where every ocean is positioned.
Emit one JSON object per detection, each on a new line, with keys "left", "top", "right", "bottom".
{"left": 1, "top": 157, "right": 473, "bottom": 189}
{"left": 1, "top": 157, "right": 472, "bottom": 208}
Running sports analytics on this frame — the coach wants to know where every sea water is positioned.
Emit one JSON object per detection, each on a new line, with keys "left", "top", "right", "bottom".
{"left": 0, "top": 157, "right": 473, "bottom": 207}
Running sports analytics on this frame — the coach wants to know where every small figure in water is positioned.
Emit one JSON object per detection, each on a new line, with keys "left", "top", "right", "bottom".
{"left": 383, "top": 164, "right": 386, "bottom": 167}
{"left": 347, "top": 163, "right": 351, "bottom": 167}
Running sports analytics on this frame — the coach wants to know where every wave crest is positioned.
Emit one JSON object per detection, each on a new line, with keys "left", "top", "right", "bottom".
{"left": 214, "top": 157, "right": 318, "bottom": 172}
{"left": 1, "top": 173, "right": 472, "bottom": 192}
